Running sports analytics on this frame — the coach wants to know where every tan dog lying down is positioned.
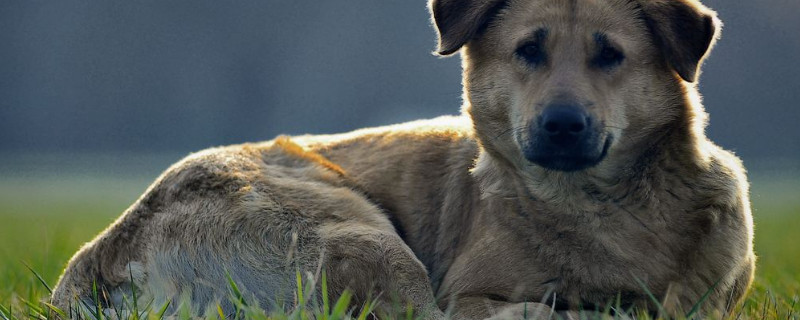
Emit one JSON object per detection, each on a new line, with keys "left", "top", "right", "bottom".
{"left": 51, "top": 0, "right": 755, "bottom": 318}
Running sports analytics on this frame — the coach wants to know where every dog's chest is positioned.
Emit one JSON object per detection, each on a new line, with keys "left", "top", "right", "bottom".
{"left": 491, "top": 196, "right": 698, "bottom": 304}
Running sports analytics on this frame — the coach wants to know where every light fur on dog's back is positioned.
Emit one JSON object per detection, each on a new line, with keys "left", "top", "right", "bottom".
{"left": 51, "top": 0, "right": 754, "bottom": 319}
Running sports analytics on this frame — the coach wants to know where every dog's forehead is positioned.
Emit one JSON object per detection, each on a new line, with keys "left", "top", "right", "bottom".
{"left": 499, "top": 0, "right": 647, "bottom": 43}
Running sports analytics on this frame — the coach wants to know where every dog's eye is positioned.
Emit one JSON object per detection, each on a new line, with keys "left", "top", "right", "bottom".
{"left": 516, "top": 42, "right": 546, "bottom": 66}
{"left": 593, "top": 45, "right": 625, "bottom": 69}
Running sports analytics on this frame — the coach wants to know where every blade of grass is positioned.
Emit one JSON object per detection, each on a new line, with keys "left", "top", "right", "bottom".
{"left": 296, "top": 269, "right": 305, "bottom": 308}
{"left": 330, "top": 291, "right": 352, "bottom": 320}
{"left": 138, "top": 298, "right": 155, "bottom": 320}
{"left": 22, "top": 262, "right": 53, "bottom": 294}
{"left": 20, "top": 299, "right": 44, "bottom": 316}
{"left": 321, "top": 271, "right": 330, "bottom": 320}
{"left": 216, "top": 304, "right": 227, "bottom": 320}
{"left": 130, "top": 266, "right": 139, "bottom": 320}
{"left": 295, "top": 269, "right": 308, "bottom": 320}
{"left": 110, "top": 297, "right": 123, "bottom": 320}
{"left": 80, "top": 296, "right": 98, "bottom": 319}
{"left": 770, "top": 291, "right": 780, "bottom": 320}
{"left": 355, "top": 298, "right": 376, "bottom": 320}
{"left": 226, "top": 271, "right": 249, "bottom": 319}
{"left": 523, "top": 302, "right": 528, "bottom": 320}
{"left": 26, "top": 311, "right": 46, "bottom": 320}
{"left": 763, "top": 291, "right": 771, "bottom": 320}
{"left": 154, "top": 300, "right": 172, "bottom": 320}
{"left": 92, "top": 280, "right": 104, "bottom": 320}
{"left": 226, "top": 272, "right": 247, "bottom": 307}
{"left": 42, "top": 302, "right": 68, "bottom": 319}
{"left": 178, "top": 296, "right": 192, "bottom": 320}
{"left": 685, "top": 277, "right": 723, "bottom": 319}
{"left": 734, "top": 295, "right": 749, "bottom": 320}
{"left": 633, "top": 276, "right": 668, "bottom": 318}
{"left": 0, "top": 304, "right": 14, "bottom": 320}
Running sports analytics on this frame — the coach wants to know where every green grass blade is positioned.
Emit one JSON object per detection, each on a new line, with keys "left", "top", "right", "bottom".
{"left": 321, "top": 271, "right": 330, "bottom": 320}
{"left": 295, "top": 269, "right": 305, "bottom": 308}
{"left": 138, "top": 298, "right": 155, "bottom": 320}
{"left": 80, "top": 296, "right": 98, "bottom": 319}
{"left": 92, "top": 280, "right": 105, "bottom": 320}
{"left": 0, "top": 304, "right": 14, "bottom": 320}
{"left": 26, "top": 311, "right": 46, "bottom": 320}
{"left": 685, "top": 277, "right": 723, "bottom": 319}
{"left": 226, "top": 272, "right": 247, "bottom": 307}
{"left": 330, "top": 291, "right": 352, "bottom": 320}
{"left": 78, "top": 303, "right": 92, "bottom": 320}
{"left": 787, "top": 296, "right": 797, "bottom": 320}
{"left": 225, "top": 271, "right": 249, "bottom": 319}
{"left": 355, "top": 299, "right": 376, "bottom": 320}
{"left": 216, "top": 303, "right": 227, "bottom": 320}
{"left": 178, "top": 297, "right": 192, "bottom": 320}
{"left": 42, "top": 302, "right": 68, "bottom": 319}
{"left": 22, "top": 262, "right": 53, "bottom": 295}
{"left": 20, "top": 299, "right": 44, "bottom": 316}
{"left": 633, "top": 276, "right": 668, "bottom": 318}
{"left": 130, "top": 266, "right": 140, "bottom": 320}
{"left": 154, "top": 300, "right": 172, "bottom": 320}
{"left": 523, "top": 302, "right": 528, "bottom": 320}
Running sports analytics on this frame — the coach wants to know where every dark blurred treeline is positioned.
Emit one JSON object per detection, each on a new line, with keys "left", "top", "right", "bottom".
{"left": 1, "top": 0, "right": 798, "bottom": 164}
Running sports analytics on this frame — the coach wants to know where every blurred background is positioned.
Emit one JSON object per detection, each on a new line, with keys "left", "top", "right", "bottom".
{"left": 1, "top": 0, "right": 799, "bottom": 168}
{"left": 0, "top": 0, "right": 798, "bottom": 302}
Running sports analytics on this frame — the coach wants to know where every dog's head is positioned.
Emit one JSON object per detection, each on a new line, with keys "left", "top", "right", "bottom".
{"left": 430, "top": 0, "right": 719, "bottom": 172}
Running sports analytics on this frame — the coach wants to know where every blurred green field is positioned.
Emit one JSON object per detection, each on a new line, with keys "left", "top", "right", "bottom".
{"left": 0, "top": 160, "right": 798, "bottom": 318}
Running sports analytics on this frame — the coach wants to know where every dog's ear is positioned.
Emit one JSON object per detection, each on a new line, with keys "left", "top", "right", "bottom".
{"left": 640, "top": 0, "right": 721, "bottom": 82}
{"left": 429, "top": 0, "right": 507, "bottom": 56}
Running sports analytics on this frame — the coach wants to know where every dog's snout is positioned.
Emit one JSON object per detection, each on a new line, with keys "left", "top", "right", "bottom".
{"left": 522, "top": 103, "right": 607, "bottom": 171}
{"left": 539, "top": 104, "right": 590, "bottom": 145}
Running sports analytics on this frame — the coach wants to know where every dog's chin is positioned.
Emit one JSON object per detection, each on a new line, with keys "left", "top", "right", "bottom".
{"left": 529, "top": 154, "right": 603, "bottom": 172}
{"left": 524, "top": 137, "right": 612, "bottom": 172}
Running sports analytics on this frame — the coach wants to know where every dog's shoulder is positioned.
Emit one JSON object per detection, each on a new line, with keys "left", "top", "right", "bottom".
{"left": 692, "top": 142, "right": 750, "bottom": 212}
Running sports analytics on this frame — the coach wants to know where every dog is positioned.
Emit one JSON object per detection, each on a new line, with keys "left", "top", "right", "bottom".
{"left": 51, "top": 0, "right": 755, "bottom": 318}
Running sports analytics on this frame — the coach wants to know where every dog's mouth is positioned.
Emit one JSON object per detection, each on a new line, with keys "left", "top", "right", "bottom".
{"left": 521, "top": 134, "right": 613, "bottom": 172}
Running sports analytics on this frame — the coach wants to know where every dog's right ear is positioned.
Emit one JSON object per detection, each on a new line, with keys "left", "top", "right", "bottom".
{"left": 639, "top": 0, "right": 720, "bottom": 82}
{"left": 429, "top": 0, "right": 507, "bottom": 56}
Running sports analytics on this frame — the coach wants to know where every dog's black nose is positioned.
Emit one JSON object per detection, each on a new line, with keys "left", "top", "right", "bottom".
{"left": 524, "top": 103, "right": 605, "bottom": 171}
{"left": 540, "top": 104, "right": 590, "bottom": 146}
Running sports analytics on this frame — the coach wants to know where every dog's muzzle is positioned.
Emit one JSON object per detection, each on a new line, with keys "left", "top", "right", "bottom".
{"left": 521, "top": 103, "right": 610, "bottom": 172}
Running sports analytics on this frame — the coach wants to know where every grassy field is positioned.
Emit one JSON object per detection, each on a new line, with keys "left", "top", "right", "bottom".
{"left": 0, "top": 161, "right": 798, "bottom": 319}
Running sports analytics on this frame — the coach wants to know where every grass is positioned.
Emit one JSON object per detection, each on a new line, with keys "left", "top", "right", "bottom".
{"left": 0, "top": 167, "right": 798, "bottom": 319}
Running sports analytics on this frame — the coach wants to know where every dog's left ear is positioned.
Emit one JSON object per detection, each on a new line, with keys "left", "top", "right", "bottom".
{"left": 640, "top": 0, "right": 721, "bottom": 82}
{"left": 429, "top": 0, "right": 507, "bottom": 56}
